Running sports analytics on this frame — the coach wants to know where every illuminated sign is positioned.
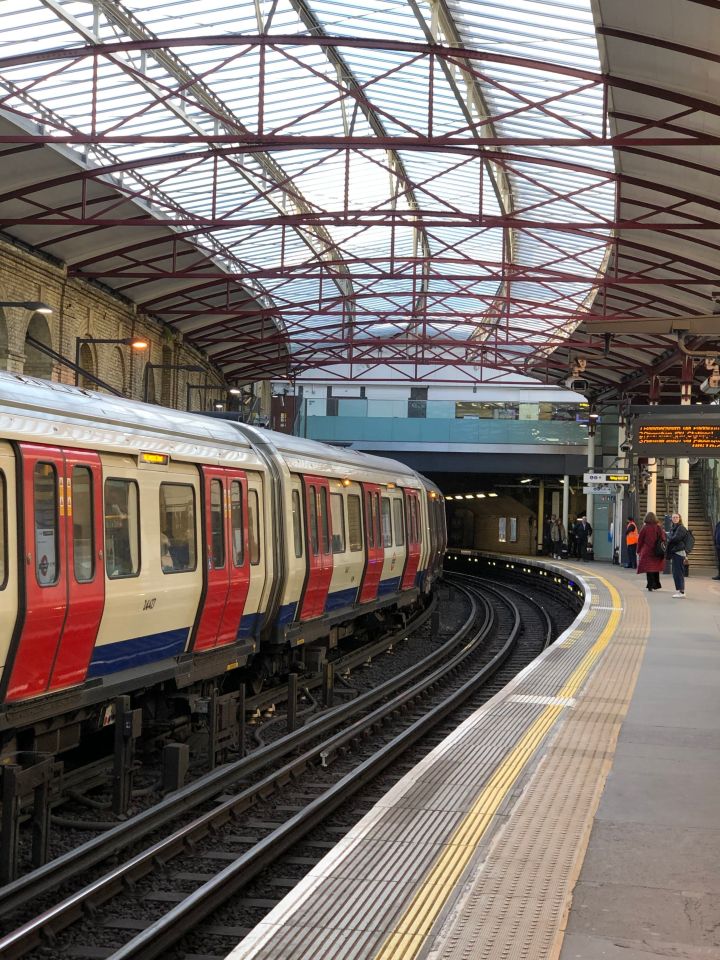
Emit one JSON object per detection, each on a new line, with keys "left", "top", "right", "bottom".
{"left": 635, "top": 421, "right": 720, "bottom": 456}
{"left": 583, "top": 472, "right": 630, "bottom": 484}
{"left": 139, "top": 452, "right": 169, "bottom": 466}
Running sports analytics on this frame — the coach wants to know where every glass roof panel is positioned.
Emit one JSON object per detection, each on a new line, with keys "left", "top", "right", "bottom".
{"left": 0, "top": 0, "right": 613, "bottom": 377}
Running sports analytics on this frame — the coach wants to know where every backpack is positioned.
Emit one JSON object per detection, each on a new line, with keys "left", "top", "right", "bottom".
{"left": 685, "top": 528, "right": 695, "bottom": 555}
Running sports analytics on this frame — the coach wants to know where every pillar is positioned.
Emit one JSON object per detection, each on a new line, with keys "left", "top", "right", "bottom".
{"left": 646, "top": 458, "right": 657, "bottom": 516}
{"left": 537, "top": 479, "right": 545, "bottom": 554}
{"left": 585, "top": 428, "right": 595, "bottom": 527}
{"left": 562, "top": 474, "right": 570, "bottom": 536}
{"left": 646, "top": 376, "right": 660, "bottom": 517}
{"left": 678, "top": 357, "right": 692, "bottom": 521}
{"left": 616, "top": 421, "right": 627, "bottom": 563}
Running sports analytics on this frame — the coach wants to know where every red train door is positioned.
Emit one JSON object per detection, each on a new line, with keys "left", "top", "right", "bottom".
{"left": 194, "top": 468, "right": 251, "bottom": 651}
{"left": 299, "top": 476, "right": 333, "bottom": 620}
{"left": 50, "top": 449, "right": 105, "bottom": 688}
{"left": 401, "top": 489, "right": 421, "bottom": 590}
{"left": 358, "top": 483, "right": 383, "bottom": 603}
{"left": 218, "top": 471, "right": 250, "bottom": 645}
{"left": 6, "top": 444, "right": 105, "bottom": 702}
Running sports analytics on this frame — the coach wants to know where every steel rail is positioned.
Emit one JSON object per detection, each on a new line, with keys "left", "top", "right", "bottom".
{"left": 0, "top": 584, "right": 486, "bottom": 959}
{"left": 0, "top": 597, "right": 438, "bottom": 918}
{"left": 109, "top": 580, "right": 519, "bottom": 960}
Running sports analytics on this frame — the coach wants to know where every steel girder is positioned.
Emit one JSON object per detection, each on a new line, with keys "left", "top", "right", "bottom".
{"left": 0, "top": 17, "right": 719, "bottom": 393}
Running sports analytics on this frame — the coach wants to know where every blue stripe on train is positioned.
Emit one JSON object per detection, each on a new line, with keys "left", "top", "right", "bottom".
{"left": 278, "top": 601, "right": 298, "bottom": 626}
{"left": 236, "top": 612, "right": 262, "bottom": 640}
{"left": 87, "top": 627, "right": 190, "bottom": 677}
{"left": 325, "top": 586, "right": 358, "bottom": 612}
{"left": 377, "top": 576, "right": 401, "bottom": 597}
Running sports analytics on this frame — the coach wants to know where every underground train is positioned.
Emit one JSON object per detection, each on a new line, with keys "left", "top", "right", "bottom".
{"left": 0, "top": 373, "right": 446, "bottom": 758}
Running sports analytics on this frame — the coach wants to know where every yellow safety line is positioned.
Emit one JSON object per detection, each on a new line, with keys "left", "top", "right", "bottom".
{"left": 373, "top": 575, "right": 622, "bottom": 960}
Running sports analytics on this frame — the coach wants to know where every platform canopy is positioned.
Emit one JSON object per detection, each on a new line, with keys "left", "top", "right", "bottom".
{"left": 0, "top": 1, "right": 718, "bottom": 399}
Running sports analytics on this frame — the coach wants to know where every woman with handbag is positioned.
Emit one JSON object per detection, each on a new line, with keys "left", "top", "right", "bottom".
{"left": 637, "top": 511, "right": 666, "bottom": 591}
{"left": 666, "top": 512, "right": 689, "bottom": 598}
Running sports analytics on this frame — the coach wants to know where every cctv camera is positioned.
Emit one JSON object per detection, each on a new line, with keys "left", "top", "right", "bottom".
{"left": 700, "top": 377, "right": 720, "bottom": 396}
{"left": 564, "top": 376, "right": 589, "bottom": 392}
{"left": 620, "top": 440, "right": 632, "bottom": 453}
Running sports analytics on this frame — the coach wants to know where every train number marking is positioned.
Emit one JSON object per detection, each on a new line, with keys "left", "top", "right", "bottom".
{"left": 143, "top": 597, "right": 157, "bottom": 611}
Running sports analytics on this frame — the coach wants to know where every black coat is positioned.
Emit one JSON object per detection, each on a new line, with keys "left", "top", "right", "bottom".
{"left": 575, "top": 520, "right": 592, "bottom": 542}
{"left": 666, "top": 523, "right": 689, "bottom": 557}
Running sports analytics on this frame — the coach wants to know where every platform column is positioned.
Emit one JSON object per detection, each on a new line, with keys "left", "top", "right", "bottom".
{"left": 562, "top": 474, "right": 570, "bottom": 538}
{"left": 537, "top": 480, "right": 545, "bottom": 554}
{"left": 585, "top": 427, "right": 595, "bottom": 529}
{"left": 646, "top": 376, "right": 660, "bottom": 517}
{"left": 678, "top": 357, "right": 693, "bottom": 521}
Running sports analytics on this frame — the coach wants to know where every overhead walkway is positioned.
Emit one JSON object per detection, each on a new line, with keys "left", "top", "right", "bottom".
{"left": 226, "top": 557, "right": 720, "bottom": 960}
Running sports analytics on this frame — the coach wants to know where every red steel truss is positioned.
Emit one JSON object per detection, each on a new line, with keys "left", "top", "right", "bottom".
{"left": 0, "top": 28, "right": 719, "bottom": 396}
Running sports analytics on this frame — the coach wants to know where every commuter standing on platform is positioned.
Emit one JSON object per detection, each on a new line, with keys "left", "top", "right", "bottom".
{"left": 666, "top": 512, "right": 689, "bottom": 598}
{"left": 574, "top": 515, "right": 592, "bottom": 560}
{"left": 625, "top": 516, "right": 639, "bottom": 569}
{"left": 637, "top": 511, "right": 666, "bottom": 591}
{"left": 713, "top": 520, "right": 720, "bottom": 581}
{"left": 549, "top": 516, "right": 565, "bottom": 559}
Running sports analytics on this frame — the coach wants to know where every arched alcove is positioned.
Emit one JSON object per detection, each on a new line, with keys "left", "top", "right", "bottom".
{"left": 0, "top": 309, "right": 8, "bottom": 370}
{"left": 144, "top": 363, "right": 156, "bottom": 403}
{"left": 113, "top": 346, "right": 126, "bottom": 395}
{"left": 78, "top": 342, "right": 97, "bottom": 390}
{"left": 24, "top": 313, "right": 54, "bottom": 379}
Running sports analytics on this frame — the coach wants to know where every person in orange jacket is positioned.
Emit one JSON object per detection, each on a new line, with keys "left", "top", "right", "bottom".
{"left": 625, "top": 516, "right": 639, "bottom": 569}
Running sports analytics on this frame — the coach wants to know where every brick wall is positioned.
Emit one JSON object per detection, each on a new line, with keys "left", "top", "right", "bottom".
{"left": 0, "top": 236, "right": 236, "bottom": 413}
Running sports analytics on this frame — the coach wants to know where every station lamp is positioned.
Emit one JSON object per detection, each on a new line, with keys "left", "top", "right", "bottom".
{"left": 0, "top": 300, "right": 53, "bottom": 314}
{"left": 74, "top": 336, "right": 149, "bottom": 385}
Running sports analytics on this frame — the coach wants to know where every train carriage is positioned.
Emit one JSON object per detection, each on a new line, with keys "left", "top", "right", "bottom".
{"left": 0, "top": 374, "right": 445, "bottom": 759}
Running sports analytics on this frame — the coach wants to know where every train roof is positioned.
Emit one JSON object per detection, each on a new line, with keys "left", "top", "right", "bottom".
{"left": 0, "top": 374, "right": 437, "bottom": 492}
{"left": 0, "top": 372, "right": 264, "bottom": 468}
{"left": 238, "top": 423, "right": 426, "bottom": 487}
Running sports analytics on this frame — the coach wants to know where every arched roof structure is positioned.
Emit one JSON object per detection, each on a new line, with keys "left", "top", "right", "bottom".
{"left": 0, "top": 1, "right": 718, "bottom": 401}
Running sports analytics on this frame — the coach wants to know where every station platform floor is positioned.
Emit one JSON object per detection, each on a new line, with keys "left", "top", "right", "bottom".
{"left": 227, "top": 559, "right": 720, "bottom": 960}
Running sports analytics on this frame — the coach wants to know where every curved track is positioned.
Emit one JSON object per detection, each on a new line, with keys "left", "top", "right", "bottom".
{"left": 0, "top": 572, "right": 578, "bottom": 960}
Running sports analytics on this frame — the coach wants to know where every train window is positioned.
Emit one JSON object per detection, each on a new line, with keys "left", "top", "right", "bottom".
{"left": 308, "top": 486, "right": 318, "bottom": 555}
{"left": 159, "top": 483, "right": 196, "bottom": 574}
{"left": 72, "top": 466, "right": 94, "bottom": 583}
{"left": 372, "top": 493, "right": 381, "bottom": 548}
{"left": 365, "top": 491, "right": 374, "bottom": 548}
{"left": 230, "top": 481, "right": 244, "bottom": 566}
{"left": 393, "top": 499, "right": 405, "bottom": 547}
{"left": 34, "top": 462, "right": 59, "bottom": 586}
{"left": 105, "top": 478, "right": 140, "bottom": 579}
{"left": 248, "top": 489, "right": 261, "bottom": 565}
{"left": 319, "top": 487, "right": 330, "bottom": 554}
{"left": 210, "top": 479, "right": 225, "bottom": 569}
{"left": 381, "top": 497, "right": 392, "bottom": 547}
{"left": 0, "top": 472, "right": 6, "bottom": 590}
{"left": 330, "top": 493, "right": 345, "bottom": 553}
{"left": 415, "top": 499, "right": 423, "bottom": 543}
{"left": 347, "top": 495, "right": 363, "bottom": 552}
{"left": 407, "top": 497, "right": 418, "bottom": 545}
{"left": 291, "top": 489, "right": 303, "bottom": 558}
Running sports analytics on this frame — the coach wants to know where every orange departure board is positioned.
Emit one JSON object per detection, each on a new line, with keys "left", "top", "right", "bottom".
{"left": 635, "top": 421, "right": 720, "bottom": 455}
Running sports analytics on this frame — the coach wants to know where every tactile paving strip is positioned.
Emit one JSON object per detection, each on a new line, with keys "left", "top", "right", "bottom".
{"left": 228, "top": 565, "right": 645, "bottom": 960}
{"left": 425, "top": 568, "right": 649, "bottom": 960}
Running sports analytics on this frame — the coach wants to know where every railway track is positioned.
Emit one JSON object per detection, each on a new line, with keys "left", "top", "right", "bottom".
{"left": 0, "top": 573, "right": 576, "bottom": 960}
